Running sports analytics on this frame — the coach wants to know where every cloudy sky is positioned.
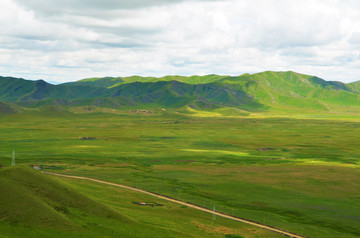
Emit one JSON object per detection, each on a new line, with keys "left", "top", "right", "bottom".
{"left": 0, "top": 0, "right": 359, "bottom": 83}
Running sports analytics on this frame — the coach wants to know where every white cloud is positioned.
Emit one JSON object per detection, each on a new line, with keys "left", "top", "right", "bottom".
{"left": 0, "top": 0, "right": 360, "bottom": 83}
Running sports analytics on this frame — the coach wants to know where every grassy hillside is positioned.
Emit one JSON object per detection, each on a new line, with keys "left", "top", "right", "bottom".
{"left": 215, "top": 71, "right": 360, "bottom": 113}
{"left": 69, "top": 75, "right": 227, "bottom": 88}
{"left": 64, "top": 77, "right": 125, "bottom": 88}
{"left": 104, "top": 80, "right": 266, "bottom": 110}
{"left": 0, "top": 76, "right": 38, "bottom": 102}
{"left": 0, "top": 76, "right": 104, "bottom": 102}
{"left": 0, "top": 166, "right": 130, "bottom": 237}
{"left": 0, "top": 166, "right": 281, "bottom": 238}
{"left": 348, "top": 80, "right": 360, "bottom": 93}
{"left": 0, "top": 101, "right": 19, "bottom": 114}
{"left": 2, "top": 72, "right": 360, "bottom": 114}
{"left": 14, "top": 80, "right": 266, "bottom": 111}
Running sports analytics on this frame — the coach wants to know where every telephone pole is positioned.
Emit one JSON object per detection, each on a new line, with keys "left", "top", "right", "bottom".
{"left": 11, "top": 149, "right": 15, "bottom": 166}
{"left": 212, "top": 205, "right": 216, "bottom": 221}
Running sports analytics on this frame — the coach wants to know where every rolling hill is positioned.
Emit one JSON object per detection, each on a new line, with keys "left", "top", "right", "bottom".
{"left": 0, "top": 166, "right": 282, "bottom": 238}
{"left": 66, "top": 74, "right": 227, "bottom": 88}
{"left": 215, "top": 71, "right": 360, "bottom": 111}
{"left": 0, "top": 167, "right": 131, "bottom": 237}
{"left": 348, "top": 80, "right": 360, "bottom": 94}
{"left": 1, "top": 71, "right": 359, "bottom": 113}
{"left": 0, "top": 76, "right": 104, "bottom": 102}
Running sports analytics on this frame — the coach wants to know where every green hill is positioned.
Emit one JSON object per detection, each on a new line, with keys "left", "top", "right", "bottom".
{"left": 0, "top": 167, "right": 132, "bottom": 237}
{"left": 1, "top": 72, "right": 360, "bottom": 113}
{"left": 64, "top": 76, "right": 125, "bottom": 88}
{"left": 103, "top": 80, "right": 266, "bottom": 110}
{"left": 215, "top": 71, "right": 360, "bottom": 112}
{"left": 11, "top": 79, "right": 266, "bottom": 110}
{"left": 68, "top": 74, "right": 226, "bottom": 88}
{"left": 0, "top": 76, "right": 104, "bottom": 102}
{"left": 0, "top": 167, "right": 281, "bottom": 238}
{"left": 348, "top": 80, "right": 360, "bottom": 94}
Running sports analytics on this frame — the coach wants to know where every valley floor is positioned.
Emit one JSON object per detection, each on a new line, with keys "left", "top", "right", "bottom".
{"left": 0, "top": 110, "right": 359, "bottom": 237}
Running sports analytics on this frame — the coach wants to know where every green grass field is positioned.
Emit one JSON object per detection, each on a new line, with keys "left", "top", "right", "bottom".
{"left": 1, "top": 167, "right": 280, "bottom": 238}
{"left": 1, "top": 109, "right": 359, "bottom": 237}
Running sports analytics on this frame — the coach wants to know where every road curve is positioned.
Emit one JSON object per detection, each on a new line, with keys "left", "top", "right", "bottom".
{"left": 43, "top": 171, "right": 307, "bottom": 238}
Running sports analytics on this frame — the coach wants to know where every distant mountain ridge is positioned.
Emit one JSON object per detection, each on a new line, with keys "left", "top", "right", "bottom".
{"left": 0, "top": 71, "right": 359, "bottom": 113}
{"left": 66, "top": 74, "right": 227, "bottom": 88}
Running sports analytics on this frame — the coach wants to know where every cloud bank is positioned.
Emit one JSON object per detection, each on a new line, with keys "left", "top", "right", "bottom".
{"left": 0, "top": 0, "right": 359, "bottom": 83}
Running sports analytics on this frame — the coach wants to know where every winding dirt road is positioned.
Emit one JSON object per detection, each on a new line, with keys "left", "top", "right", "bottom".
{"left": 44, "top": 171, "right": 306, "bottom": 238}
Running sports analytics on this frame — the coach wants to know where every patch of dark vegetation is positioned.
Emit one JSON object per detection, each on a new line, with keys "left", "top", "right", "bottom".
{"left": 54, "top": 206, "right": 69, "bottom": 214}
{"left": 160, "top": 137, "right": 176, "bottom": 139}
{"left": 174, "top": 160, "right": 197, "bottom": 163}
{"left": 130, "top": 110, "right": 152, "bottom": 115}
{"left": 266, "top": 157, "right": 288, "bottom": 160}
{"left": 88, "top": 162, "right": 105, "bottom": 167}
{"left": 34, "top": 165, "right": 66, "bottom": 170}
{"left": 132, "top": 201, "right": 164, "bottom": 207}
{"left": 80, "top": 136, "right": 96, "bottom": 140}
{"left": 257, "top": 148, "right": 276, "bottom": 151}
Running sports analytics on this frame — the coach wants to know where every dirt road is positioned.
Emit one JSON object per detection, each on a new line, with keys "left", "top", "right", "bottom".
{"left": 44, "top": 171, "right": 306, "bottom": 238}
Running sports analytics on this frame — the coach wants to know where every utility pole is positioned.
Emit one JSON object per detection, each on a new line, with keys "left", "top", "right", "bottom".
{"left": 11, "top": 149, "right": 15, "bottom": 166}
{"left": 212, "top": 205, "right": 216, "bottom": 221}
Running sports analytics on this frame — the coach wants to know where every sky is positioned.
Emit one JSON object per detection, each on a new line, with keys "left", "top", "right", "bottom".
{"left": 0, "top": 0, "right": 360, "bottom": 83}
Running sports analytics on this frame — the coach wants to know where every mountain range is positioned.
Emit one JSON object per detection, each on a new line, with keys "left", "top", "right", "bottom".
{"left": 0, "top": 71, "right": 359, "bottom": 113}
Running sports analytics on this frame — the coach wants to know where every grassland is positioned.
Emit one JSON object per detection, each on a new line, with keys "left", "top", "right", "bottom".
{"left": 0, "top": 109, "right": 359, "bottom": 237}
{"left": 1, "top": 167, "right": 280, "bottom": 238}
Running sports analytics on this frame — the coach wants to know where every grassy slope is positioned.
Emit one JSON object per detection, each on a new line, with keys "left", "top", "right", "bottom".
{"left": 0, "top": 101, "right": 20, "bottom": 114}
{"left": 0, "top": 76, "right": 105, "bottom": 103}
{"left": 0, "top": 167, "right": 281, "bottom": 238}
{"left": 0, "top": 112, "right": 359, "bottom": 237}
{"left": 15, "top": 80, "right": 266, "bottom": 111}
{"left": 0, "top": 77, "right": 38, "bottom": 102}
{"left": 216, "top": 71, "right": 360, "bottom": 113}
{"left": 104, "top": 80, "right": 266, "bottom": 110}
{"left": 0, "top": 167, "right": 131, "bottom": 237}
{"left": 2, "top": 72, "right": 360, "bottom": 114}
{"left": 69, "top": 75, "right": 227, "bottom": 88}
{"left": 348, "top": 80, "right": 360, "bottom": 93}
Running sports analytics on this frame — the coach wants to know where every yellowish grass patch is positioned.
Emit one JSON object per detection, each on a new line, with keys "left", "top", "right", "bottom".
{"left": 181, "top": 149, "right": 249, "bottom": 156}
{"left": 73, "top": 145, "right": 100, "bottom": 148}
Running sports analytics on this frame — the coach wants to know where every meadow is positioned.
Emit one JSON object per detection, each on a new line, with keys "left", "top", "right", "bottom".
{"left": 1, "top": 108, "right": 359, "bottom": 237}
{"left": 1, "top": 167, "right": 280, "bottom": 238}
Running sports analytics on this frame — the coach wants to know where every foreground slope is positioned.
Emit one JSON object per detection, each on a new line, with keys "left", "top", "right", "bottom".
{"left": 0, "top": 167, "right": 282, "bottom": 238}
{"left": 0, "top": 167, "right": 132, "bottom": 237}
